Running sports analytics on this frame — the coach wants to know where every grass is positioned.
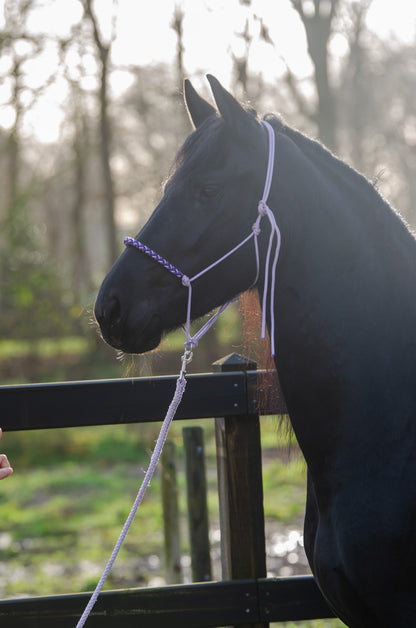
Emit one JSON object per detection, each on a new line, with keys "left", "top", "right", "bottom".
{"left": 0, "top": 319, "right": 345, "bottom": 625}
{"left": 0, "top": 418, "right": 345, "bottom": 626}
{"left": 0, "top": 337, "right": 90, "bottom": 361}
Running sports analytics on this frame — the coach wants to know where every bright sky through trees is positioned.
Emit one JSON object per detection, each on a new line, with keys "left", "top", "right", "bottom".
{"left": 0, "top": 0, "right": 415, "bottom": 143}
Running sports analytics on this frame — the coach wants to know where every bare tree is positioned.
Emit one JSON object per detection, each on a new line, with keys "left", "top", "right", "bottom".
{"left": 71, "top": 89, "right": 90, "bottom": 301}
{"left": 0, "top": 0, "right": 47, "bottom": 214}
{"left": 81, "top": 0, "right": 118, "bottom": 267}
{"left": 340, "top": 0, "right": 374, "bottom": 171}
{"left": 290, "top": 0, "right": 339, "bottom": 150}
{"left": 171, "top": 5, "right": 185, "bottom": 87}
{"left": 170, "top": 5, "right": 192, "bottom": 145}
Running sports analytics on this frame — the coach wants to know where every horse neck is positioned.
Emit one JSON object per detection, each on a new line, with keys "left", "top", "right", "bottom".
{"left": 268, "top": 128, "right": 416, "bottom": 477}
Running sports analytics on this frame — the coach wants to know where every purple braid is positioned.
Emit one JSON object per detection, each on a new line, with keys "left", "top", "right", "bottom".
{"left": 124, "top": 237, "right": 184, "bottom": 280}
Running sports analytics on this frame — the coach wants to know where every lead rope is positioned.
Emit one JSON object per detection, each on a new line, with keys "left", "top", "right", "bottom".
{"left": 76, "top": 121, "right": 279, "bottom": 626}
{"left": 75, "top": 349, "right": 192, "bottom": 628}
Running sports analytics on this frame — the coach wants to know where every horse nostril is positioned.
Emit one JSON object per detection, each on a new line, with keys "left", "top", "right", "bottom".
{"left": 95, "top": 296, "right": 123, "bottom": 340}
{"left": 107, "top": 297, "right": 121, "bottom": 330}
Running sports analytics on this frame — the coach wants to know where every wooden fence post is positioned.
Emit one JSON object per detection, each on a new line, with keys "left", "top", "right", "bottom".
{"left": 183, "top": 426, "right": 212, "bottom": 583}
{"left": 161, "top": 440, "right": 182, "bottom": 584}
{"left": 214, "top": 353, "right": 268, "bottom": 628}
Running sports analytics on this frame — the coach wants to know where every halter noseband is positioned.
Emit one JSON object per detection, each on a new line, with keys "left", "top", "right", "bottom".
{"left": 124, "top": 120, "right": 281, "bottom": 357}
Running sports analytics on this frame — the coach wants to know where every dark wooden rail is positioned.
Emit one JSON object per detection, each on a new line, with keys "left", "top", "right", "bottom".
{"left": 0, "top": 353, "right": 334, "bottom": 626}
{"left": 0, "top": 367, "right": 286, "bottom": 433}
{"left": 0, "top": 578, "right": 333, "bottom": 627}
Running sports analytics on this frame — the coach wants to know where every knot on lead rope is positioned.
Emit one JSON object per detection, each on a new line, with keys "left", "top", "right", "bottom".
{"left": 181, "top": 275, "right": 191, "bottom": 287}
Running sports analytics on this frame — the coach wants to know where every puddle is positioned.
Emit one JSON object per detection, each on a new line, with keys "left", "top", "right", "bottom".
{"left": 0, "top": 524, "right": 310, "bottom": 597}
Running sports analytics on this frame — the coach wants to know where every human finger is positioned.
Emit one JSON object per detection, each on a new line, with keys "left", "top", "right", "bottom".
{"left": 0, "top": 468, "right": 13, "bottom": 479}
{"left": 0, "top": 453, "right": 11, "bottom": 469}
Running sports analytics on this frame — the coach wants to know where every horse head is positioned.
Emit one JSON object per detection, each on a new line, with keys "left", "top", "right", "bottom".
{"left": 95, "top": 76, "right": 271, "bottom": 354}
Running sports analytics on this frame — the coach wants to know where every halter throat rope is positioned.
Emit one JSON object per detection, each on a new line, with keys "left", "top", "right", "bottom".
{"left": 124, "top": 120, "right": 281, "bottom": 357}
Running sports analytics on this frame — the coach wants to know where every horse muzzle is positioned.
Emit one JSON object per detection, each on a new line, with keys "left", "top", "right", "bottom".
{"left": 94, "top": 290, "right": 163, "bottom": 354}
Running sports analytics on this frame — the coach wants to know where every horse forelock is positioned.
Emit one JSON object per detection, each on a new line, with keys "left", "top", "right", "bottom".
{"left": 165, "top": 115, "right": 224, "bottom": 191}
{"left": 166, "top": 104, "right": 264, "bottom": 193}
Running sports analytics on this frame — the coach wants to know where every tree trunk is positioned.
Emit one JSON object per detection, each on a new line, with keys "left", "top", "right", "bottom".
{"left": 291, "top": 0, "right": 339, "bottom": 151}
{"left": 71, "top": 110, "right": 89, "bottom": 301}
{"left": 83, "top": 0, "right": 117, "bottom": 267}
{"left": 98, "top": 48, "right": 117, "bottom": 266}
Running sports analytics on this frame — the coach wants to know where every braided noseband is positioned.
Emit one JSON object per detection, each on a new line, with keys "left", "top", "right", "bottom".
{"left": 123, "top": 238, "right": 185, "bottom": 280}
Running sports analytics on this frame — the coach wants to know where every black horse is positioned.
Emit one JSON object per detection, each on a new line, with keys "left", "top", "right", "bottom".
{"left": 95, "top": 75, "right": 416, "bottom": 627}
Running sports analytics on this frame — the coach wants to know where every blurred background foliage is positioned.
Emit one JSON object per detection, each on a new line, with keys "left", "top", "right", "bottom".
{"left": 0, "top": 2, "right": 414, "bottom": 613}
{"left": 0, "top": 0, "right": 415, "bottom": 384}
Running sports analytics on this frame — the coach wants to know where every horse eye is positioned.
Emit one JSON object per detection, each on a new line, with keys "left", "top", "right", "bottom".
{"left": 199, "top": 185, "right": 218, "bottom": 199}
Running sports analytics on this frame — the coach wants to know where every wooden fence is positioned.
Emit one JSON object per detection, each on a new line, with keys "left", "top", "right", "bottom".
{"left": 0, "top": 353, "right": 335, "bottom": 627}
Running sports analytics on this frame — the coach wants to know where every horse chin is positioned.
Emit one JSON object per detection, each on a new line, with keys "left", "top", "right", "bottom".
{"left": 99, "top": 314, "right": 164, "bottom": 355}
{"left": 131, "top": 332, "right": 162, "bottom": 354}
{"left": 122, "top": 320, "right": 164, "bottom": 354}
{"left": 105, "top": 330, "right": 162, "bottom": 355}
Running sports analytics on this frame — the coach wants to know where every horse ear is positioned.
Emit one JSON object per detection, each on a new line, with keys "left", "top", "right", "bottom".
{"left": 184, "top": 79, "right": 216, "bottom": 128}
{"left": 206, "top": 74, "right": 257, "bottom": 136}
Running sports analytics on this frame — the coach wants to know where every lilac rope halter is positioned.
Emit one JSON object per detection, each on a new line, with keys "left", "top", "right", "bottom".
{"left": 125, "top": 120, "right": 280, "bottom": 357}
{"left": 76, "top": 121, "right": 280, "bottom": 627}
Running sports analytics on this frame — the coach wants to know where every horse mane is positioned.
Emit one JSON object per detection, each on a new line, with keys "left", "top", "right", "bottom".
{"left": 172, "top": 107, "right": 414, "bottom": 436}
{"left": 241, "top": 111, "right": 414, "bottom": 438}
{"left": 263, "top": 113, "right": 415, "bottom": 245}
{"left": 239, "top": 290, "right": 292, "bottom": 437}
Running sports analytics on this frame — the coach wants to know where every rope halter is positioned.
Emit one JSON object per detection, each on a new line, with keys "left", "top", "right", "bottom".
{"left": 124, "top": 120, "right": 281, "bottom": 357}
{"left": 76, "top": 121, "right": 280, "bottom": 628}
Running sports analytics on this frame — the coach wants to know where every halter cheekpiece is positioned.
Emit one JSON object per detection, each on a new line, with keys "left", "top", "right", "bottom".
{"left": 124, "top": 120, "right": 281, "bottom": 357}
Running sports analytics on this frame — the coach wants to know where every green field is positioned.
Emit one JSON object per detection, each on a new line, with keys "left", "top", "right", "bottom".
{"left": 0, "top": 417, "right": 344, "bottom": 627}
{"left": 0, "top": 320, "right": 344, "bottom": 625}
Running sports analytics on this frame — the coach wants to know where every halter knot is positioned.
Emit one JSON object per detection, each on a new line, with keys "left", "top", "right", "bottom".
{"left": 252, "top": 220, "right": 261, "bottom": 237}
{"left": 258, "top": 200, "right": 268, "bottom": 216}
{"left": 181, "top": 275, "right": 191, "bottom": 288}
